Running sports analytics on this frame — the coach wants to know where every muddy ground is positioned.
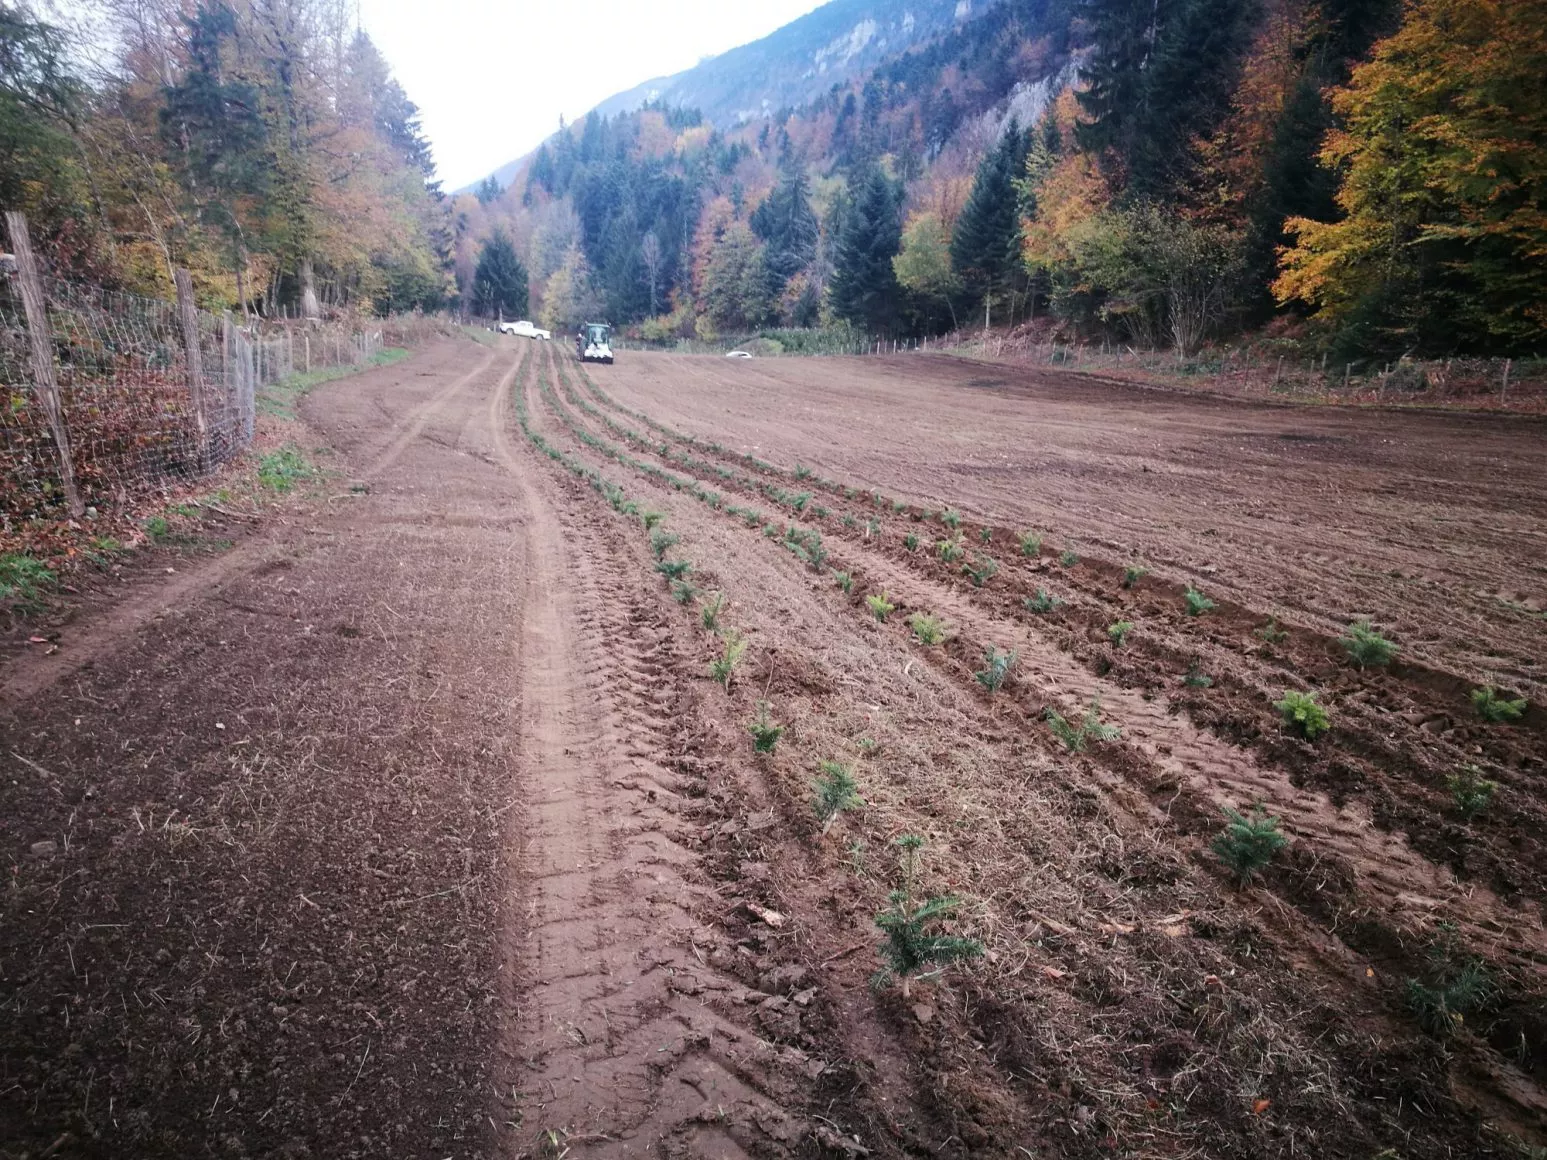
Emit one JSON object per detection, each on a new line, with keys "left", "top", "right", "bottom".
{"left": 2, "top": 339, "right": 1542, "bottom": 1158}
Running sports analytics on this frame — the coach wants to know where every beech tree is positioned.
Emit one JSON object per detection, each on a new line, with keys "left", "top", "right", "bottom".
{"left": 1275, "top": 0, "right": 1547, "bottom": 353}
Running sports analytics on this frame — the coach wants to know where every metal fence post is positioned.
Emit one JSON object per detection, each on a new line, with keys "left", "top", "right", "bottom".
{"left": 174, "top": 268, "right": 209, "bottom": 469}
{"left": 4, "top": 210, "right": 84, "bottom": 517}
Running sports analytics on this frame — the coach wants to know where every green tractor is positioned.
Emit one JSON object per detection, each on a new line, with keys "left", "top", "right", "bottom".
{"left": 576, "top": 322, "right": 613, "bottom": 365}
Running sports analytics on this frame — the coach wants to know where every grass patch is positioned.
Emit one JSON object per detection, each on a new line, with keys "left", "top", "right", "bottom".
{"left": 1018, "top": 530, "right": 1043, "bottom": 557}
{"left": 1107, "top": 620, "right": 1134, "bottom": 647}
{"left": 258, "top": 346, "right": 410, "bottom": 419}
{"left": 832, "top": 570, "right": 853, "bottom": 595}
{"left": 1183, "top": 586, "right": 1215, "bottom": 616}
{"left": 257, "top": 445, "right": 317, "bottom": 493}
{"left": 0, "top": 553, "right": 54, "bottom": 606}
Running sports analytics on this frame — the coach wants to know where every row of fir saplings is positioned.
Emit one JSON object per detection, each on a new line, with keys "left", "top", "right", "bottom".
{"left": 645, "top": 507, "right": 1511, "bottom": 1030}
{"left": 544, "top": 390, "right": 1518, "bottom": 1029}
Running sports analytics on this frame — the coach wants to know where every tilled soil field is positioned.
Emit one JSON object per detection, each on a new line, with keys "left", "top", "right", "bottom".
{"left": 2, "top": 338, "right": 1542, "bottom": 1158}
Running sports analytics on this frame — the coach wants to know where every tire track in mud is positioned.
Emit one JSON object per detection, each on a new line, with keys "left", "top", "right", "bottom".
{"left": 360, "top": 344, "right": 500, "bottom": 477}
{"left": 545, "top": 356, "right": 1547, "bottom": 1135}
{"left": 0, "top": 342, "right": 495, "bottom": 706}
{"left": 483, "top": 347, "right": 826, "bottom": 1157}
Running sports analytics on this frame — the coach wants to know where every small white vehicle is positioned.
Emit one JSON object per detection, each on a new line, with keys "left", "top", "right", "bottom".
{"left": 725, "top": 350, "right": 753, "bottom": 359}
{"left": 498, "top": 319, "right": 550, "bottom": 340}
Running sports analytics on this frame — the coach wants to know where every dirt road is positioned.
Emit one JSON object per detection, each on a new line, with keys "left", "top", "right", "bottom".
{"left": 0, "top": 339, "right": 842, "bottom": 1157}
{"left": 3, "top": 338, "right": 1542, "bottom": 1159}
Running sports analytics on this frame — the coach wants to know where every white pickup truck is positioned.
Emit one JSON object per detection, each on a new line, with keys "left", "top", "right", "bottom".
{"left": 497, "top": 319, "right": 550, "bottom": 340}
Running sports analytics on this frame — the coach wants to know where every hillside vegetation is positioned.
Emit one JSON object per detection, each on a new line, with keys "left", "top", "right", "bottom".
{"left": 463, "top": 0, "right": 1544, "bottom": 359}
{"left": 6, "top": 0, "right": 1542, "bottom": 361}
{"left": 2, "top": 0, "right": 449, "bottom": 314}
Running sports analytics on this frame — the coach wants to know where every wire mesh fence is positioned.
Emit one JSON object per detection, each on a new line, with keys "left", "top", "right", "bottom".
{"left": 1, "top": 256, "right": 384, "bottom": 529}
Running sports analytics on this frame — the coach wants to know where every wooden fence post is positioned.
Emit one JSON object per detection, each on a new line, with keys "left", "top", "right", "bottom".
{"left": 4, "top": 211, "right": 84, "bottom": 517}
{"left": 173, "top": 268, "right": 209, "bottom": 468}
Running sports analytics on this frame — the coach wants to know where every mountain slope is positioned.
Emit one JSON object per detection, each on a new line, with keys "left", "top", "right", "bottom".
{"left": 465, "top": 0, "right": 998, "bottom": 192}
{"left": 595, "top": 0, "right": 999, "bottom": 125}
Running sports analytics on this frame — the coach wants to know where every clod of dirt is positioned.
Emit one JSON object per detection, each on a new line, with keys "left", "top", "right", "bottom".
{"left": 912, "top": 1003, "right": 936, "bottom": 1025}
{"left": 29, "top": 840, "right": 56, "bottom": 856}
{"left": 761, "top": 964, "right": 811, "bottom": 995}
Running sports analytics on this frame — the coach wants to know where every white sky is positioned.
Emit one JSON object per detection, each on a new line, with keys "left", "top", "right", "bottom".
{"left": 358, "top": 0, "right": 829, "bottom": 191}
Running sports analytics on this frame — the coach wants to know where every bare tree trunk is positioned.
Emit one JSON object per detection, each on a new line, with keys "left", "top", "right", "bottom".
{"left": 299, "top": 256, "right": 320, "bottom": 320}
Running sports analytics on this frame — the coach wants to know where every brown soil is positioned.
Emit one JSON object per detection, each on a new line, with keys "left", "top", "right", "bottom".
{"left": 2, "top": 339, "right": 1542, "bottom": 1159}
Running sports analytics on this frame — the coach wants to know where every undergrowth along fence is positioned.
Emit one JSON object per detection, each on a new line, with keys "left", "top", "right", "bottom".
{"left": 614, "top": 318, "right": 1540, "bottom": 410}
{"left": 927, "top": 327, "right": 1545, "bottom": 410}
{"left": 1, "top": 211, "right": 385, "bottom": 527}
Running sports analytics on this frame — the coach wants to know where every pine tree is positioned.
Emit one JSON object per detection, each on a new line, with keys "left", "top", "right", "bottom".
{"left": 951, "top": 119, "right": 1029, "bottom": 324}
{"left": 472, "top": 228, "right": 528, "bottom": 318}
{"left": 828, "top": 166, "right": 903, "bottom": 333}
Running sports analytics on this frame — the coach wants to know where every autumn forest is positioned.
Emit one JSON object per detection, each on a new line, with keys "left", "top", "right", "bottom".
{"left": 5, "top": 0, "right": 1544, "bottom": 359}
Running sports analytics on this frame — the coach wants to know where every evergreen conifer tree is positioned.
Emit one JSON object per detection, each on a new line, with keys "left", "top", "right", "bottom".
{"left": 828, "top": 166, "right": 903, "bottom": 333}
{"left": 472, "top": 228, "right": 529, "bottom": 318}
{"left": 750, "top": 169, "right": 819, "bottom": 293}
{"left": 950, "top": 119, "right": 1029, "bottom": 325}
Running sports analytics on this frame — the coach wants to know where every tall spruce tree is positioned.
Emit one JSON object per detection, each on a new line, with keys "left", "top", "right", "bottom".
{"left": 950, "top": 119, "right": 1029, "bottom": 325}
{"left": 1077, "top": 0, "right": 1259, "bottom": 197}
{"left": 750, "top": 168, "right": 819, "bottom": 292}
{"left": 828, "top": 166, "right": 904, "bottom": 334}
{"left": 160, "top": 3, "right": 268, "bottom": 286}
{"left": 472, "top": 228, "right": 528, "bottom": 318}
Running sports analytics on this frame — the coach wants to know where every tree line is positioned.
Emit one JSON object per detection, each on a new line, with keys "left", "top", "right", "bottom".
{"left": 1, "top": 0, "right": 450, "bottom": 316}
{"left": 471, "top": 0, "right": 1542, "bottom": 358}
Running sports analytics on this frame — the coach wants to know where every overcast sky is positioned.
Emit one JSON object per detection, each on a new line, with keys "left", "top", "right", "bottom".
{"left": 358, "top": 0, "right": 828, "bottom": 191}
